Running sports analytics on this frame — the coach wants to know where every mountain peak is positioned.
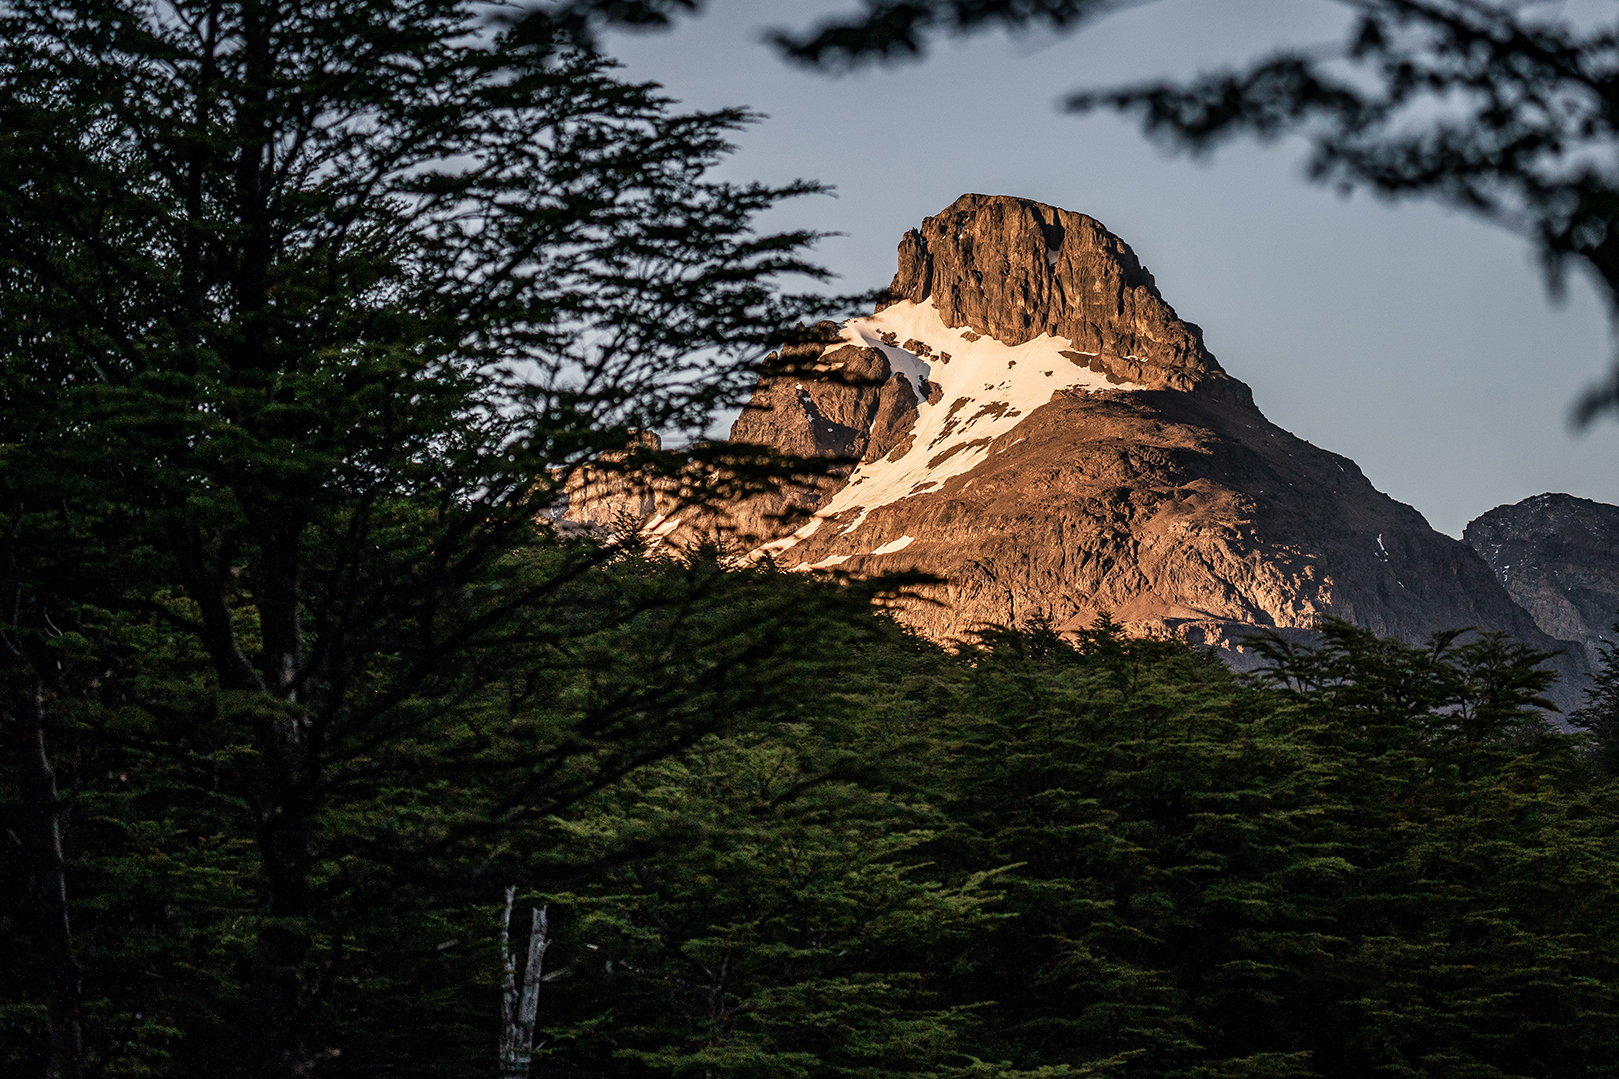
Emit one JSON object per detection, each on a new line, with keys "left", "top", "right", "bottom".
{"left": 560, "top": 194, "right": 1587, "bottom": 709}
{"left": 881, "top": 194, "right": 1248, "bottom": 403}
{"left": 1465, "top": 493, "right": 1619, "bottom": 665}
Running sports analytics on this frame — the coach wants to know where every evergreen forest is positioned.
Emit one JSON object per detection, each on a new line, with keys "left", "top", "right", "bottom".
{"left": 4, "top": 2, "right": 1619, "bottom": 1078}
{"left": 9, "top": 538, "right": 1619, "bottom": 1078}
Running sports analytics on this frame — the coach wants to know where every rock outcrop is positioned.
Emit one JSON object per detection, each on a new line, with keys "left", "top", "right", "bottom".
{"left": 560, "top": 194, "right": 1589, "bottom": 706}
{"left": 880, "top": 194, "right": 1244, "bottom": 400}
{"left": 1465, "top": 493, "right": 1619, "bottom": 666}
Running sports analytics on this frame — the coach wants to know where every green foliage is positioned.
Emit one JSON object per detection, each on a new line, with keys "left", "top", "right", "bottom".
{"left": 4, "top": 9, "right": 1617, "bottom": 1073}
{"left": 540, "top": 721, "right": 990, "bottom": 1079}
{"left": 8, "top": 530, "right": 1619, "bottom": 1079}
{"left": 928, "top": 621, "right": 1315, "bottom": 1076}
{"left": 0, "top": 2, "right": 848, "bottom": 1075}
{"left": 910, "top": 618, "right": 1619, "bottom": 1079}
{"left": 1572, "top": 629, "right": 1619, "bottom": 778}
{"left": 3, "top": 548, "right": 901, "bottom": 1077}
{"left": 379, "top": 612, "right": 1615, "bottom": 1079}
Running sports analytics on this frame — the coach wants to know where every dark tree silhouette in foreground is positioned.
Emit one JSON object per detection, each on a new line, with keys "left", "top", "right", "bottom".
{"left": 0, "top": 2, "right": 850, "bottom": 1075}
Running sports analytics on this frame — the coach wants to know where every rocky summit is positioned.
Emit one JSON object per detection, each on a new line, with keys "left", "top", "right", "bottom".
{"left": 563, "top": 194, "right": 1588, "bottom": 701}
{"left": 1466, "top": 493, "right": 1619, "bottom": 667}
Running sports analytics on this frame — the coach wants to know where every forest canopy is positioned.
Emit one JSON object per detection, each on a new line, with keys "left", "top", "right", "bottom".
{"left": 4, "top": 2, "right": 1619, "bottom": 1078}
{"left": 9, "top": 551, "right": 1619, "bottom": 1077}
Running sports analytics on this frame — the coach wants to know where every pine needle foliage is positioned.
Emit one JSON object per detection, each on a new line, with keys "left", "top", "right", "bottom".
{"left": 0, "top": 2, "right": 846, "bottom": 1075}
{"left": 1571, "top": 628, "right": 1619, "bottom": 779}
{"left": 915, "top": 617, "right": 1619, "bottom": 1079}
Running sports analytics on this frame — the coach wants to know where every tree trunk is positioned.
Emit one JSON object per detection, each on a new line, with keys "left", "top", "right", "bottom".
{"left": 251, "top": 704, "right": 315, "bottom": 1079}
{"left": 516, "top": 907, "right": 550, "bottom": 1064}
{"left": 500, "top": 889, "right": 550, "bottom": 1079}
{"left": 501, "top": 887, "right": 516, "bottom": 1068}
{"left": 19, "top": 678, "right": 83, "bottom": 1079}
{"left": 189, "top": 510, "right": 314, "bottom": 1077}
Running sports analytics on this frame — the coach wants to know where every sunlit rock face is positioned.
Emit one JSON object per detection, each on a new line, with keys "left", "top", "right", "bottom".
{"left": 880, "top": 192, "right": 1241, "bottom": 399}
{"left": 1467, "top": 493, "right": 1619, "bottom": 667}
{"left": 563, "top": 194, "right": 1587, "bottom": 704}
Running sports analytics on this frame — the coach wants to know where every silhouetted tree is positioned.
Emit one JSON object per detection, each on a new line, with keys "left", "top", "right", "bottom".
{"left": 1572, "top": 626, "right": 1619, "bottom": 776}
{"left": 0, "top": 1, "right": 844, "bottom": 1074}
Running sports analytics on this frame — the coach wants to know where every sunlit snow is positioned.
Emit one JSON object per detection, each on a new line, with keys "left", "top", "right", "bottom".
{"left": 869, "top": 535, "right": 916, "bottom": 555}
{"left": 769, "top": 299, "right": 1133, "bottom": 553}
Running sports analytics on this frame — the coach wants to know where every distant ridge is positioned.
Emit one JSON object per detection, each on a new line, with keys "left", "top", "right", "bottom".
{"left": 1467, "top": 493, "right": 1619, "bottom": 670}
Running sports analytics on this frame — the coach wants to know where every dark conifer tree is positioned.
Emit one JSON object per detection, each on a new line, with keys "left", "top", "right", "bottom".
{"left": 1572, "top": 626, "right": 1619, "bottom": 777}
{"left": 914, "top": 617, "right": 1619, "bottom": 1079}
{"left": 0, "top": 2, "right": 846, "bottom": 1075}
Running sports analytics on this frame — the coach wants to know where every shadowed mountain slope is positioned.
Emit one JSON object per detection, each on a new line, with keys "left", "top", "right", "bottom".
{"left": 1467, "top": 493, "right": 1619, "bottom": 668}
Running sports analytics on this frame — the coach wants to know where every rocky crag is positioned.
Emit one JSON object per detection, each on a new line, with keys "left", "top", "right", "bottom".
{"left": 562, "top": 194, "right": 1588, "bottom": 701}
{"left": 1466, "top": 493, "right": 1619, "bottom": 668}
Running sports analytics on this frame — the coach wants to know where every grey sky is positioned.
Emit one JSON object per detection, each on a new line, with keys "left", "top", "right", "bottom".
{"left": 604, "top": 0, "right": 1619, "bottom": 538}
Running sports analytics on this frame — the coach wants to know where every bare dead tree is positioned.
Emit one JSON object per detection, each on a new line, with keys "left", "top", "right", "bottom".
{"left": 499, "top": 888, "right": 551, "bottom": 1079}
{"left": 19, "top": 678, "right": 83, "bottom": 1079}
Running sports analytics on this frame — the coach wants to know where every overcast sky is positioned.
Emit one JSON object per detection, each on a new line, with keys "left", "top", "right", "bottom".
{"left": 604, "top": 0, "right": 1619, "bottom": 538}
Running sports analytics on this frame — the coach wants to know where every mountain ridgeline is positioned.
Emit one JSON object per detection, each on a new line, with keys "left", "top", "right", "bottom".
{"left": 564, "top": 194, "right": 1595, "bottom": 704}
{"left": 1464, "top": 493, "right": 1619, "bottom": 668}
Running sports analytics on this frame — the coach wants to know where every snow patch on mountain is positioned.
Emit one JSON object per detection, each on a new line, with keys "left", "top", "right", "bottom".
{"left": 773, "top": 299, "right": 1134, "bottom": 555}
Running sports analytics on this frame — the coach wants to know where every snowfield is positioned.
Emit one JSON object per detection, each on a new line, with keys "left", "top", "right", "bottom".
{"left": 768, "top": 299, "right": 1139, "bottom": 560}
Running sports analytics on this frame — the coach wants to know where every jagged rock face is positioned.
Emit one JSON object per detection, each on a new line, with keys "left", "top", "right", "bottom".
{"left": 883, "top": 194, "right": 1247, "bottom": 401}
{"left": 728, "top": 339, "right": 921, "bottom": 465}
{"left": 1465, "top": 493, "right": 1619, "bottom": 665}
{"left": 562, "top": 193, "right": 1587, "bottom": 705}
